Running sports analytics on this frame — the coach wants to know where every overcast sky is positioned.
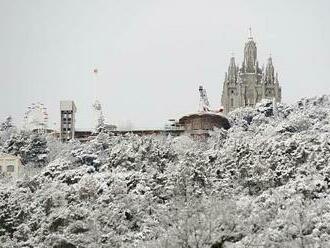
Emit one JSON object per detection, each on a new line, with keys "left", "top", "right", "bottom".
{"left": 0, "top": 0, "right": 329, "bottom": 130}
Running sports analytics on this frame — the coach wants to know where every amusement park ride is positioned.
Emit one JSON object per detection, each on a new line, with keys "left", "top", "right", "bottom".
{"left": 198, "top": 85, "right": 224, "bottom": 113}
{"left": 92, "top": 100, "right": 105, "bottom": 132}
{"left": 23, "top": 102, "right": 48, "bottom": 133}
{"left": 20, "top": 78, "right": 228, "bottom": 141}
{"left": 165, "top": 85, "right": 229, "bottom": 132}
{"left": 177, "top": 85, "right": 230, "bottom": 133}
{"left": 91, "top": 68, "right": 117, "bottom": 133}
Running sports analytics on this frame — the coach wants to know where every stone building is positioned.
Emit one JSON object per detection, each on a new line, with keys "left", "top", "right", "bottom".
{"left": 0, "top": 153, "right": 22, "bottom": 178}
{"left": 179, "top": 112, "right": 230, "bottom": 137}
{"left": 221, "top": 33, "right": 282, "bottom": 114}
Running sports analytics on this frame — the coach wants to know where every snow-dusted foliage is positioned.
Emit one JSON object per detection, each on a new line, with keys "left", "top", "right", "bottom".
{"left": 0, "top": 116, "right": 14, "bottom": 132}
{"left": 0, "top": 116, "right": 16, "bottom": 148}
{"left": 1, "top": 96, "right": 330, "bottom": 247}
{"left": 2, "top": 131, "right": 49, "bottom": 167}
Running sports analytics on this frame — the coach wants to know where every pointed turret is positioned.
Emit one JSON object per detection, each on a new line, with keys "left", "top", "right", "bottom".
{"left": 227, "top": 56, "right": 237, "bottom": 83}
{"left": 275, "top": 72, "right": 279, "bottom": 84}
{"left": 264, "top": 56, "right": 275, "bottom": 84}
{"left": 243, "top": 29, "right": 257, "bottom": 73}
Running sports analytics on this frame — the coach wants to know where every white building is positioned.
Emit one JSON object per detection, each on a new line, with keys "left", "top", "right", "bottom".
{"left": 0, "top": 153, "right": 22, "bottom": 178}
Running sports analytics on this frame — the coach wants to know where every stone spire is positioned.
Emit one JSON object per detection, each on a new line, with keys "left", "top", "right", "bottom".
{"left": 264, "top": 56, "right": 275, "bottom": 84}
{"left": 243, "top": 28, "right": 257, "bottom": 73}
{"left": 227, "top": 56, "right": 237, "bottom": 83}
{"left": 275, "top": 72, "right": 279, "bottom": 84}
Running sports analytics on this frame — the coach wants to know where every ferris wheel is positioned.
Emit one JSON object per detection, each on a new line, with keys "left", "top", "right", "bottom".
{"left": 23, "top": 102, "right": 48, "bottom": 132}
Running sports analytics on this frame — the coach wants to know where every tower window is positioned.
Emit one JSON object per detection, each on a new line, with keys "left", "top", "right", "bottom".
{"left": 231, "top": 98, "right": 234, "bottom": 107}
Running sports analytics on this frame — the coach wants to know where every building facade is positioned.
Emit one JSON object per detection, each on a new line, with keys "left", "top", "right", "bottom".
{"left": 221, "top": 34, "right": 282, "bottom": 114}
{"left": 60, "top": 100, "right": 77, "bottom": 142}
{"left": 0, "top": 153, "right": 22, "bottom": 178}
{"left": 179, "top": 112, "right": 230, "bottom": 137}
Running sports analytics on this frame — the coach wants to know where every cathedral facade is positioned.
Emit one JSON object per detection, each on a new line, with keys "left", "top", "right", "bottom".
{"left": 221, "top": 34, "right": 282, "bottom": 114}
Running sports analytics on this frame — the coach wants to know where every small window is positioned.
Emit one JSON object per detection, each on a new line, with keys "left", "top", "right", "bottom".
{"left": 7, "top": 165, "right": 14, "bottom": 172}
{"left": 231, "top": 90, "right": 234, "bottom": 94}
{"left": 231, "top": 98, "right": 234, "bottom": 107}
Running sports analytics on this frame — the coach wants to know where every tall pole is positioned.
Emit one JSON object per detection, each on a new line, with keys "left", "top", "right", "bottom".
{"left": 92, "top": 68, "right": 98, "bottom": 130}
{"left": 93, "top": 68, "right": 98, "bottom": 98}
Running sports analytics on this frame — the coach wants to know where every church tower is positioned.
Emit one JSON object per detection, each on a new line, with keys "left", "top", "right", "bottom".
{"left": 221, "top": 31, "right": 282, "bottom": 114}
{"left": 242, "top": 35, "right": 257, "bottom": 73}
{"left": 221, "top": 56, "right": 239, "bottom": 113}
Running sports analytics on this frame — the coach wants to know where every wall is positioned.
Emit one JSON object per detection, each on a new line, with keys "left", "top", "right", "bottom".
{"left": 0, "top": 154, "right": 22, "bottom": 178}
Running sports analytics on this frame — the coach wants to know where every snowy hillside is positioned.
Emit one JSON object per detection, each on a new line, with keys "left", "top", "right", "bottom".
{"left": 1, "top": 96, "right": 330, "bottom": 247}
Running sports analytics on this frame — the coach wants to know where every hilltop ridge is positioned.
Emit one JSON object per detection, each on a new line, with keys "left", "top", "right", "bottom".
{"left": 1, "top": 96, "right": 330, "bottom": 247}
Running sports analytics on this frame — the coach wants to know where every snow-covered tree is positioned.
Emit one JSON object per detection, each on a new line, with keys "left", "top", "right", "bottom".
{"left": 0, "top": 95, "right": 330, "bottom": 247}
{"left": 2, "top": 131, "right": 49, "bottom": 167}
{"left": 0, "top": 116, "right": 16, "bottom": 147}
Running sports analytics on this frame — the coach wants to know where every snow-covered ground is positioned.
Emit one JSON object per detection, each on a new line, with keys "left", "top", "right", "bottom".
{"left": 1, "top": 96, "right": 330, "bottom": 247}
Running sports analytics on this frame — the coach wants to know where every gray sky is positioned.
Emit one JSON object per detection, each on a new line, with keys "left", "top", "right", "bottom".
{"left": 0, "top": 0, "right": 329, "bottom": 130}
